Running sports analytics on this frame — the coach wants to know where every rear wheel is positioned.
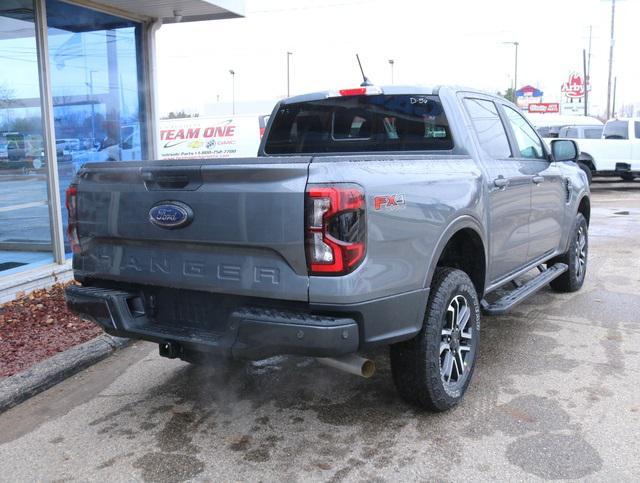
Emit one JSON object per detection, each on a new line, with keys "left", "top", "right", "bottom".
{"left": 621, "top": 172, "right": 635, "bottom": 182}
{"left": 549, "top": 212, "right": 588, "bottom": 292}
{"left": 390, "top": 268, "right": 480, "bottom": 412}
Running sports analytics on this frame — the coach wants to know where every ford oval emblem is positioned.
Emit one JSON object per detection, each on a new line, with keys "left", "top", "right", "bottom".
{"left": 149, "top": 201, "right": 193, "bottom": 229}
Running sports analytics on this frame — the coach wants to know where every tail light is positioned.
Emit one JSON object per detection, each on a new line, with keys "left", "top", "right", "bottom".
{"left": 305, "top": 184, "right": 366, "bottom": 275}
{"left": 65, "top": 184, "right": 80, "bottom": 254}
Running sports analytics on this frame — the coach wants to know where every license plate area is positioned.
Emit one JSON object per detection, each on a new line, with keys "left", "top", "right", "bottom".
{"left": 143, "top": 287, "right": 232, "bottom": 335}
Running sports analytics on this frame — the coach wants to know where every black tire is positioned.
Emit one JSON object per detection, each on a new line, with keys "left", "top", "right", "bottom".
{"left": 390, "top": 268, "right": 480, "bottom": 412}
{"left": 578, "top": 162, "right": 593, "bottom": 185}
{"left": 621, "top": 172, "right": 635, "bottom": 182}
{"left": 549, "top": 212, "right": 588, "bottom": 292}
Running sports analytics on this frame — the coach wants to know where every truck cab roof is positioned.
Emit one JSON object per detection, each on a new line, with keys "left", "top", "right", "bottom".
{"left": 279, "top": 85, "right": 498, "bottom": 106}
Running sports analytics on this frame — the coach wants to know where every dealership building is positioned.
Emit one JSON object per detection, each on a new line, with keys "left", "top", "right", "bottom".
{"left": 0, "top": 0, "right": 244, "bottom": 301}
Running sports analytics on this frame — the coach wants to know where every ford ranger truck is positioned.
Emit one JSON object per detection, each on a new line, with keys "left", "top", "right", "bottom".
{"left": 65, "top": 85, "right": 590, "bottom": 411}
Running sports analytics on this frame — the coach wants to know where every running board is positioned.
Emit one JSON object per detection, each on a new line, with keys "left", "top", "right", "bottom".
{"left": 481, "top": 263, "right": 568, "bottom": 316}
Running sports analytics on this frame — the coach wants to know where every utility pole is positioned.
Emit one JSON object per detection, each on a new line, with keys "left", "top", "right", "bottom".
{"left": 229, "top": 69, "right": 235, "bottom": 115}
{"left": 388, "top": 59, "right": 394, "bottom": 84}
{"left": 612, "top": 76, "right": 617, "bottom": 117}
{"left": 286, "top": 51, "right": 292, "bottom": 97}
{"left": 583, "top": 49, "right": 588, "bottom": 116}
{"left": 606, "top": 0, "right": 616, "bottom": 119}
{"left": 587, "top": 25, "right": 592, "bottom": 81}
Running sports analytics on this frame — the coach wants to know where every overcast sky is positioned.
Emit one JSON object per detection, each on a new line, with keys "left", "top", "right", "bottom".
{"left": 156, "top": 0, "right": 640, "bottom": 116}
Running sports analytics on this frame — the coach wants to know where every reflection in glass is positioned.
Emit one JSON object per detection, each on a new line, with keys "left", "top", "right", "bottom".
{"left": 0, "top": 1, "right": 53, "bottom": 274}
{"left": 46, "top": 0, "right": 146, "bottom": 253}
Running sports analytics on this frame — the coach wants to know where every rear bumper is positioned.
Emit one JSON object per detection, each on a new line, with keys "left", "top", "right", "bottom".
{"left": 65, "top": 285, "right": 359, "bottom": 360}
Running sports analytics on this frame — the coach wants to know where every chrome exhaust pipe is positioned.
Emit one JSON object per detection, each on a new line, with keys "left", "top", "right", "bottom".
{"left": 316, "top": 354, "right": 376, "bottom": 378}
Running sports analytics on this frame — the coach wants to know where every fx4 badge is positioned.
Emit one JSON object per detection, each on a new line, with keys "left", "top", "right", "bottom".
{"left": 373, "top": 194, "right": 406, "bottom": 211}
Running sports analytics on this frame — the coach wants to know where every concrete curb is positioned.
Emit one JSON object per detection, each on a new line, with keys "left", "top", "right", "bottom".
{"left": 0, "top": 334, "right": 130, "bottom": 414}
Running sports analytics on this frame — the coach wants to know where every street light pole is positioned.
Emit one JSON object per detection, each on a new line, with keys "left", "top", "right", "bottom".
{"left": 388, "top": 59, "right": 394, "bottom": 84}
{"left": 583, "top": 49, "right": 589, "bottom": 117}
{"left": 606, "top": 0, "right": 616, "bottom": 119}
{"left": 229, "top": 69, "right": 235, "bottom": 115}
{"left": 512, "top": 42, "right": 519, "bottom": 103}
{"left": 286, "top": 51, "right": 292, "bottom": 97}
{"left": 86, "top": 70, "right": 97, "bottom": 146}
{"left": 503, "top": 41, "right": 519, "bottom": 103}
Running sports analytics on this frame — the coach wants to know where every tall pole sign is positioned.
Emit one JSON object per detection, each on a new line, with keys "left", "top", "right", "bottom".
{"left": 606, "top": 0, "right": 616, "bottom": 119}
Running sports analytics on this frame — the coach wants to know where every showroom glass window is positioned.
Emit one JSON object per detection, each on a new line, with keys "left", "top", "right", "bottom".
{"left": 46, "top": 0, "right": 146, "bottom": 253}
{"left": 0, "top": 1, "right": 53, "bottom": 274}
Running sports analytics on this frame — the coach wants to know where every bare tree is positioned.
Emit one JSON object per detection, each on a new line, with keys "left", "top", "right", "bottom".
{"left": 0, "top": 83, "right": 14, "bottom": 108}
{"left": 161, "top": 110, "right": 200, "bottom": 120}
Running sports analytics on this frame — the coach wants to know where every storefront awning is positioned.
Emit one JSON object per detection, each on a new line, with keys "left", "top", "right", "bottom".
{"left": 72, "top": 0, "right": 245, "bottom": 23}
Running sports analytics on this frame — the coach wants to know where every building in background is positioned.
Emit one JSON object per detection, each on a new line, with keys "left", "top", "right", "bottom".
{"left": 515, "top": 85, "right": 544, "bottom": 111}
{"left": 0, "top": 0, "right": 244, "bottom": 302}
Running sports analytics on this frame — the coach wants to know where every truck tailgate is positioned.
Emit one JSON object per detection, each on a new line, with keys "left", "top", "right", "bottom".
{"left": 73, "top": 157, "right": 311, "bottom": 301}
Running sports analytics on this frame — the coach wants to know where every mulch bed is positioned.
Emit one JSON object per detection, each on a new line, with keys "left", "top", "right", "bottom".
{"left": 0, "top": 282, "right": 102, "bottom": 378}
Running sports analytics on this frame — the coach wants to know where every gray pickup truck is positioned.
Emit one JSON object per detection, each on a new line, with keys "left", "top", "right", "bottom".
{"left": 65, "top": 85, "right": 590, "bottom": 411}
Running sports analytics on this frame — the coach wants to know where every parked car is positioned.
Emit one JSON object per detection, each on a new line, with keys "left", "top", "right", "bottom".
{"left": 529, "top": 114, "right": 603, "bottom": 139}
{"left": 56, "top": 138, "right": 81, "bottom": 151}
{"left": 65, "top": 85, "right": 590, "bottom": 411}
{"left": 7, "top": 139, "right": 26, "bottom": 161}
{"left": 565, "top": 118, "right": 640, "bottom": 181}
{"left": 558, "top": 125, "right": 603, "bottom": 139}
{"left": 55, "top": 139, "right": 73, "bottom": 162}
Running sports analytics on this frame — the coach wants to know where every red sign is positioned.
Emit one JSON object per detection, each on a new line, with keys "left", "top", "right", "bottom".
{"left": 561, "top": 73, "right": 586, "bottom": 98}
{"left": 528, "top": 103, "right": 560, "bottom": 114}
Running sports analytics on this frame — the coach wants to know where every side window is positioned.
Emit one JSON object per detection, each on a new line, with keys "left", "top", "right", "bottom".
{"left": 635, "top": 122, "right": 640, "bottom": 139}
{"left": 503, "top": 106, "right": 546, "bottom": 159}
{"left": 463, "top": 98, "right": 511, "bottom": 158}
{"left": 566, "top": 128, "right": 579, "bottom": 138}
{"left": 585, "top": 128, "right": 603, "bottom": 139}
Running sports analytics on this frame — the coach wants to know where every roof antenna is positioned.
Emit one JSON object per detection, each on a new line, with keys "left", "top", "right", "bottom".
{"left": 356, "top": 54, "right": 372, "bottom": 86}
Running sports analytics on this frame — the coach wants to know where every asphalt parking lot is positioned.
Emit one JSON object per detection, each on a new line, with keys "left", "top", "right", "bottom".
{"left": 0, "top": 179, "right": 638, "bottom": 482}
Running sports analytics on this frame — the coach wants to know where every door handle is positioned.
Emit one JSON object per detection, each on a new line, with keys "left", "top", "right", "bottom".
{"left": 493, "top": 177, "right": 508, "bottom": 188}
{"left": 532, "top": 176, "right": 544, "bottom": 184}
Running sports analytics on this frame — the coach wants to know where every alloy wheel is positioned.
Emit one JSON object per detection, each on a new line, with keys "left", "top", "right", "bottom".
{"left": 575, "top": 225, "right": 587, "bottom": 280}
{"left": 440, "top": 294, "right": 474, "bottom": 388}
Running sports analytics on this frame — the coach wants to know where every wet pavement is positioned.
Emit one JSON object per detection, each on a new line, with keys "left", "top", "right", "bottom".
{"left": 0, "top": 178, "right": 639, "bottom": 482}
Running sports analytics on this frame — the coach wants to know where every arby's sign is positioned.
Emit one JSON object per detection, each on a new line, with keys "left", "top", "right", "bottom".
{"left": 561, "top": 73, "right": 587, "bottom": 99}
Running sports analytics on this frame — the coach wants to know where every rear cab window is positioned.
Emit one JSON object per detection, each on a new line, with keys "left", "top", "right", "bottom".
{"left": 264, "top": 94, "right": 453, "bottom": 154}
{"left": 603, "top": 120, "right": 629, "bottom": 140}
{"left": 462, "top": 98, "right": 511, "bottom": 158}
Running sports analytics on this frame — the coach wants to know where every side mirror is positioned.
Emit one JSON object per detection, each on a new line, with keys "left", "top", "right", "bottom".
{"left": 550, "top": 139, "right": 579, "bottom": 162}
